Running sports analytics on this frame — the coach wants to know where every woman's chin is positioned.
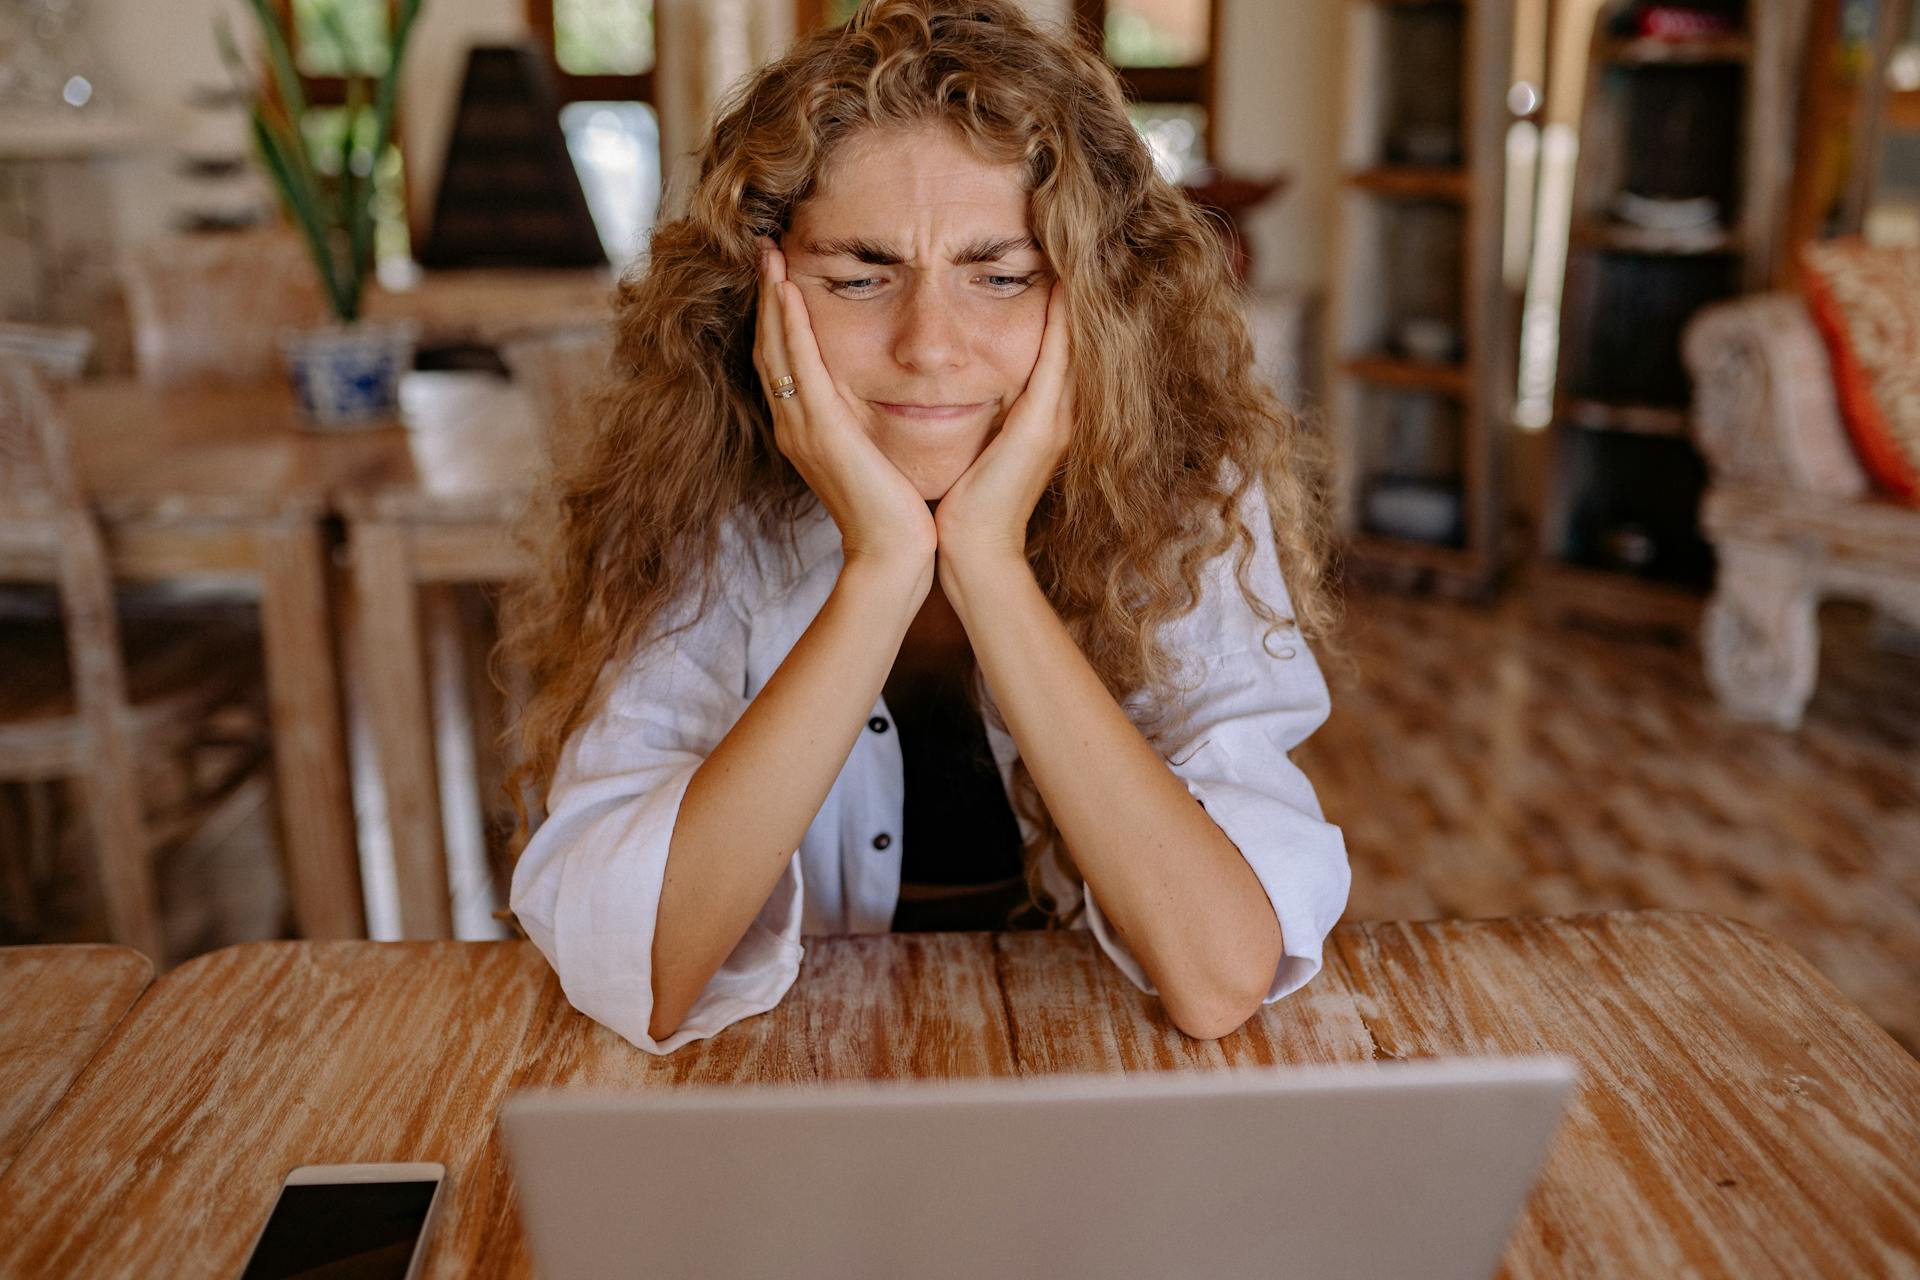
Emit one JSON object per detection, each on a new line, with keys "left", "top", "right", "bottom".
{"left": 886, "top": 444, "right": 986, "bottom": 503}
{"left": 908, "top": 468, "right": 968, "bottom": 503}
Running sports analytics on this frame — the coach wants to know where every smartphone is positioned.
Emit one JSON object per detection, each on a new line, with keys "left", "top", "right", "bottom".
{"left": 238, "top": 1162, "right": 447, "bottom": 1280}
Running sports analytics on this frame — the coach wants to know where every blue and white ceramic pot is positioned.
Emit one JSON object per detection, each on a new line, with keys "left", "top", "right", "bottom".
{"left": 280, "top": 319, "right": 420, "bottom": 428}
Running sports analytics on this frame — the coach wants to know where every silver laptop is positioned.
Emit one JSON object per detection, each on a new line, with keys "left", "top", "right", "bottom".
{"left": 501, "top": 1056, "right": 1576, "bottom": 1280}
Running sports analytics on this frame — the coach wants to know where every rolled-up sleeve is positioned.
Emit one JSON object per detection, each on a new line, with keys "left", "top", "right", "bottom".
{"left": 1082, "top": 511, "right": 1351, "bottom": 1005}
{"left": 509, "top": 581, "right": 805, "bottom": 1055}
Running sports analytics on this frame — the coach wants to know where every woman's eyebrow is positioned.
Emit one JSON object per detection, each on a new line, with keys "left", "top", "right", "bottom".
{"left": 952, "top": 235, "right": 1040, "bottom": 264}
{"left": 800, "top": 236, "right": 903, "bottom": 265}
{"left": 796, "top": 235, "right": 1040, "bottom": 266}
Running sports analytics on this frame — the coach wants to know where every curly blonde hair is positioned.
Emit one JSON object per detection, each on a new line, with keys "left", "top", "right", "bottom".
{"left": 503, "top": 0, "right": 1337, "bottom": 923}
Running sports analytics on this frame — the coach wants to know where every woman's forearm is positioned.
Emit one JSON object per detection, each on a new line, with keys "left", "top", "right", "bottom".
{"left": 941, "top": 551, "right": 1283, "bottom": 1040}
{"left": 650, "top": 554, "right": 930, "bottom": 1041}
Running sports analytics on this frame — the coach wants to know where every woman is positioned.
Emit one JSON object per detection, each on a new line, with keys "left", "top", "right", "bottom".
{"left": 505, "top": 0, "right": 1349, "bottom": 1055}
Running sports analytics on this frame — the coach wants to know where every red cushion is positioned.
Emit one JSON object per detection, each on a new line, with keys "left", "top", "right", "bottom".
{"left": 1800, "top": 239, "right": 1920, "bottom": 503}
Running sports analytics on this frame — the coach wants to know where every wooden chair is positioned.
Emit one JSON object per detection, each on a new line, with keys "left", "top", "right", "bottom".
{"left": 0, "top": 353, "right": 266, "bottom": 958}
{"left": 119, "top": 229, "right": 329, "bottom": 388}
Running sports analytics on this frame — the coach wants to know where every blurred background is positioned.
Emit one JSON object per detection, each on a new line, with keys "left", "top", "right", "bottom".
{"left": 1, "top": 0, "right": 1916, "bottom": 1055}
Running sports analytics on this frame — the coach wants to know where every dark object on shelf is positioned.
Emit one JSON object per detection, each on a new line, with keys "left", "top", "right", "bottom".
{"left": 1557, "top": 431, "right": 1714, "bottom": 587}
{"left": 1382, "top": 3, "right": 1465, "bottom": 169}
{"left": 1610, "top": 191, "right": 1720, "bottom": 232}
{"left": 1620, "top": 63, "right": 1742, "bottom": 208}
{"left": 177, "top": 155, "right": 249, "bottom": 180}
{"left": 1563, "top": 251, "right": 1739, "bottom": 406}
{"left": 1634, "top": 5, "right": 1741, "bottom": 40}
{"left": 1607, "top": 1, "right": 1744, "bottom": 39}
{"left": 1384, "top": 201, "right": 1466, "bottom": 343}
{"left": 417, "top": 44, "right": 606, "bottom": 270}
{"left": 1364, "top": 477, "right": 1465, "bottom": 547}
{"left": 1392, "top": 316, "right": 1463, "bottom": 364}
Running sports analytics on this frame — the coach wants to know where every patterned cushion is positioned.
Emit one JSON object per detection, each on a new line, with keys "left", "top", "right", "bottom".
{"left": 1800, "top": 239, "right": 1920, "bottom": 503}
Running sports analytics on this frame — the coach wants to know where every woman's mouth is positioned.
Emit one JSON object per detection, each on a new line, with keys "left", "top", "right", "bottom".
{"left": 871, "top": 400, "right": 991, "bottom": 420}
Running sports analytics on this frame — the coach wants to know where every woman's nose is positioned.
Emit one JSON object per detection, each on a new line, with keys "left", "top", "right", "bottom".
{"left": 890, "top": 279, "right": 966, "bottom": 374}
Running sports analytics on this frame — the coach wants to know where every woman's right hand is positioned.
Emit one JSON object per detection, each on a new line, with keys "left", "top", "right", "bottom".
{"left": 753, "top": 238, "right": 937, "bottom": 580}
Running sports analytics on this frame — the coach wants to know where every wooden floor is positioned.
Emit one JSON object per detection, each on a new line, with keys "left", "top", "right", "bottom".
{"left": 6, "top": 586, "right": 1917, "bottom": 1055}
{"left": 1299, "top": 589, "right": 1920, "bottom": 1057}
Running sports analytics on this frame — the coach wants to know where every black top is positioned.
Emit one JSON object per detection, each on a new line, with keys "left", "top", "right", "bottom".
{"left": 884, "top": 663, "right": 1045, "bottom": 933}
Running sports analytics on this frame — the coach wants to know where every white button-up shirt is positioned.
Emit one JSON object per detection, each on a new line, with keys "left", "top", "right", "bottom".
{"left": 511, "top": 492, "right": 1351, "bottom": 1055}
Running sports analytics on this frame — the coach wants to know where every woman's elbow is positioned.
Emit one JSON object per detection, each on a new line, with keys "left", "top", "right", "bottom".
{"left": 1162, "top": 966, "right": 1272, "bottom": 1041}
{"left": 1166, "top": 993, "right": 1263, "bottom": 1041}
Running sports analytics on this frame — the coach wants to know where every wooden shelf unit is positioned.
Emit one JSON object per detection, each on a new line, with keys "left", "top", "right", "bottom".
{"left": 1536, "top": 0, "right": 1811, "bottom": 626}
{"left": 1597, "top": 35, "right": 1754, "bottom": 66}
{"left": 1344, "top": 165, "right": 1472, "bottom": 201}
{"left": 1343, "top": 353, "right": 1471, "bottom": 398}
{"left": 1558, "top": 397, "right": 1690, "bottom": 437}
{"left": 1325, "top": 0, "right": 1516, "bottom": 593}
{"left": 1568, "top": 218, "right": 1744, "bottom": 256}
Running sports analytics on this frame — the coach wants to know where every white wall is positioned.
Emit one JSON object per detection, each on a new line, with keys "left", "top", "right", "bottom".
{"left": 81, "top": 0, "right": 231, "bottom": 248}
{"left": 1215, "top": 0, "right": 1341, "bottom": 295}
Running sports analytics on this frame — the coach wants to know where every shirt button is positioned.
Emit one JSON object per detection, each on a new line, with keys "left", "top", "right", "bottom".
{"left": 868, "top": 716, "right": 889, "bottom": 733}
{"left": 872, "top": 833, "right": 892, "bottom": 850}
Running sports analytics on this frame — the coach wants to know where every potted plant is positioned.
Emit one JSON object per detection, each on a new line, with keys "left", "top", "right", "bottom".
{"left": 216, "top": 0, "right": 424, "bottom": 426}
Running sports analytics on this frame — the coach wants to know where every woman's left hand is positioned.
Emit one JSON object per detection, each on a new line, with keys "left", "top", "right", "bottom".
{"left": 933, "top": 280, "right": 1074, "bottom": 576}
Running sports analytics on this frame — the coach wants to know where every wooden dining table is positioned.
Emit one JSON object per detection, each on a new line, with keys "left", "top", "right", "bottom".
{"left": 0, "top": 945, "right": 151, "bottom": 1178}
{"left": 1, "top": 911, "right": 1916, "bottom": 1277}
{"left": 47, "top": 373, "right": 541, "bottom": 942}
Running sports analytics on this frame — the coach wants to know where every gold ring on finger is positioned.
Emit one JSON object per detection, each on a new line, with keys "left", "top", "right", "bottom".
{"left": 771, "top": 374, "right": 797, "bottom": 399}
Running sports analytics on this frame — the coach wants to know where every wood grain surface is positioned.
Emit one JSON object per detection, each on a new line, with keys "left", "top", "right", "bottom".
{"left": 0, "top": 945, "right": 152, "bottom": 1177}
{"left": 2, "top": 913, "right": 1916, "bottom": 1276}
{"left": 62, "top": 373, "right": 538, "bottom": 526}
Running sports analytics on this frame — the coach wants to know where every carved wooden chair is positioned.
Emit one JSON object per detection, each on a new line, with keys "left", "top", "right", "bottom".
{"left": 120, "top": 229, "right": 329, "bottom": 387}
{"left": 0, "top": 351, "right": 266, "bottom": 957}
{"left": 1682, "top": 294, "right": 1920, "bottom": 729}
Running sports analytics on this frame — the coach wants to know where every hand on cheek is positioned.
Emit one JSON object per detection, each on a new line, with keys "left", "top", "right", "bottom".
{"left": 933, "top": 280, "right": 1073, "bottom": 571}
{"left": 753, "top": 236, "right": 937, "bottom": 574}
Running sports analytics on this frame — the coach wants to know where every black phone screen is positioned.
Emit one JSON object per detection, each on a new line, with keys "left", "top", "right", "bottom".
{"left": 239, "top": 1179, "right": 438, "bottom": 1280}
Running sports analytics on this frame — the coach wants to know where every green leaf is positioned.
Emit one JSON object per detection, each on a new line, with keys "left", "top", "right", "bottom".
{"left": 311, "top": 1, "right": 372, "bottom": 312}
{"left": 249, "top": 109, "right": 354, "bottom": 320}
{"left": 217, "top": 0, "right": 427, "bottom": 320}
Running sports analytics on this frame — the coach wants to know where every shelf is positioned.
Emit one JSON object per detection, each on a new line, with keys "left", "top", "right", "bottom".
{"left": 1343, "top": 354, "right": 1470, "bottom": 398}
{"left": 1890, "top": 87, "right": 1920, "bottom": 133}
{"left": 0, "top": 112, "right": 155, "bottom": 160}
{"left": 1559, "top": 398, "right": 1691, "bottom": 437}
{"left": 1598, "top": 36, "right": 1752, "bottom": 67}
{"left": 1345, "top": 166, "right": 1470, "bottom": 202}
{"left": 1569, "top": 219, "right": 1741, "bottom": 256}
{"left": 1347, "top": 532, "right": 1478, "bottom": 574}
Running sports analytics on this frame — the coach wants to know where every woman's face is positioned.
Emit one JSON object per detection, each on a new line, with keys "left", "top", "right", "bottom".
{"left": 783, "top": 123, "right": 1052, "bottom": 501}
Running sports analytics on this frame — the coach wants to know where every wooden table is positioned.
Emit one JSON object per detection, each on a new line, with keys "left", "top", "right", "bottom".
{"left": 364, "top": 268, "right": 615, "bottom": 352}
{"left": 0, "top": 945, "right": 151, "bottom": 1177}
{"left": 1, "top": 912, "right": 1915, "bottom": 1277}
{"left": 38, "top": 373, "right": 538, "bottom": 942}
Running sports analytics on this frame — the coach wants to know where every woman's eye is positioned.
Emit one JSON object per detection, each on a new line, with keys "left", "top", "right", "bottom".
{"left": 982, "top": 273, "right": 1038, "bottom": 294}
{"left": 825, "top": 277, "right": 885, "bottom": 296}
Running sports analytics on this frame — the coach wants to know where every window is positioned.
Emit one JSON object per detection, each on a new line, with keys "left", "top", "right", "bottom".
{"left": 278, "top": 0, "right": 412, "bottom": 267}
{"left": 1076, "top": 0, "right": 1216, "bottom": 183}
{"left": 526, "top": 0, "right": 663, "bottom": 263}
{"left": 792, "top": 0, "right": 1217, "bottom": 184}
